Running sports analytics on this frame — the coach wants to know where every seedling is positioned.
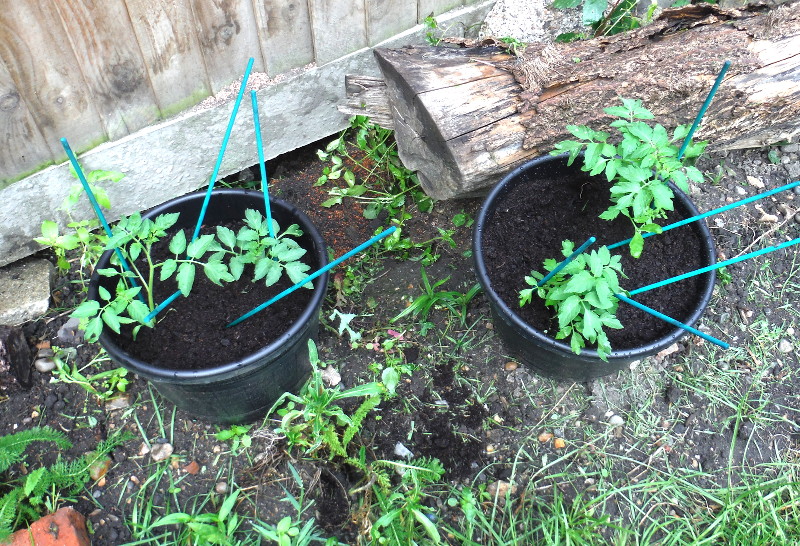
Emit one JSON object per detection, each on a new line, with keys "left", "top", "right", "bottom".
{"left": 71, "top": 208, "right": 310, "bottom": 342}
{"left": 552, "top": 98, "right": 706, "bottom": 258}
{"left": 521, "top": 241, "right": 625, "bottom": 361}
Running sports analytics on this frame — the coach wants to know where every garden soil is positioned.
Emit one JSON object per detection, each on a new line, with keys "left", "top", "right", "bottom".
{"left": 1, "top": 135, "right": 799, "bottom": 544}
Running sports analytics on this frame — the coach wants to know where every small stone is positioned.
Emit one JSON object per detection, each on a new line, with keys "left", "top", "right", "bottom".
{"left": 746, "top": 175, "right": 765, "bottom": 188}
{"left": 394, "top": 442, "right": 414, "bottom": 459}
{"left": 487, "top": 480, "right": 517, "bottom": 499}
{"left": 656, "top": 343, "right": 680, "bottom": 360}
{"left": 56, "top": 317, "right": 84, "bottom": 345}
{"left": 554, "top": 438, "right": 566, "bottom": 449}
{"left": 130, "top": 475, "right": 140, "bottom": 485}
{"left": 88, "top": 456, "right": 112, "bottom": 481}
{"left": 138, "top": 443, "right": 151, "bottom": 456}
{"left": 215, "top": 481, "right": 228, "bottom": 495}
{"left": 759, "top": 213, "right": 780, "bottom": 223}
{"left": 150, "top": 442, "right": 173, "bottom": 462}
{"left": 504, "top": 361, "right": 518, "bottom": 371}
{"left": 787, "top": 327, "right": 795, "bottom": 336}
{"left": 778, "top": 339, "right": 793, "bottom": 353}
{"left": 795, "top": 212, "right": 800, "bottom": 224}
{"left": 36, "top": 347, "right": 54, "bottom": 359}
{"left": 538, "top": 431, "right": 554, "bottom": 443}
{"left": 105, "top": 393, "right": 132, "bottom": 411}
{"left": 184, "top": 461, "right": 200, "bottom": 475}
{"left": 320, "top": 366, "right": 341, "bottom": 387}
{"left": 735, "top": 186, "right": 747, "bottom": 196}
{"left": 609, "top": 414, "right": 625, "bottom": 426}
{"left": 486, "top": 444, "right": 496, "bottom": 454}
{"left": 34, "top": 357, "right": 56, "bottom": 373}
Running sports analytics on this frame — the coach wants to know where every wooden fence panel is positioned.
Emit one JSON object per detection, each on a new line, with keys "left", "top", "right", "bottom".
{"left": 0, "top": 2, "right": 104, "bottom": 156}
{"left": 53, "top": 0, "right": 159, "bottom": 140}
{"left": 191, "top": 0, "right": 265, "bottom": 94}
{"left": 418, "top": 0, "right": 464, "bottom": 20}
{"left": 125, "top": 0, "right": 212, "bottom": 117}
{"left": 367, "top": 0, "right": 417, "bottom": 45}
{"left": 0, "top": 59, "right": 54, "bottom": 187}
{"left": 253, "top": 1, "right": 315, "bottom": 77}
{"left": 309, "top": 0, "right": 368, "bottom": 65}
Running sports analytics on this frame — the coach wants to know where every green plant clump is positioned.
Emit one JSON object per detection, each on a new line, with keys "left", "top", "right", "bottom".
{"left": 0, "top": 427, "right": 126, "bottom": 541}
{"left": 520, "top": 241, "right": 625, "bottom": 360}
{"left": 71, "top": 208, "right": 310, "bottom": 342}
{"left": 520, "top": 98, "right": 707, "bottom": 359}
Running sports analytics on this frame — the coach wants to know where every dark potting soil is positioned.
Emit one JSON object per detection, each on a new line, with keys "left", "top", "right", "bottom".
{"left": 110, "top": 223, "right": 314, "bottom": 371}
{"left": 481, "top": 168, "right": 710, "bottom": 350}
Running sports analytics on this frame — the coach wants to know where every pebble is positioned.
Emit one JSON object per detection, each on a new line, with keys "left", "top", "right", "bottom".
{"left": 794, "top": 212, "right": 800, "bottom": 224}
{"left": 538, "top": 431, "right": 554, "bottom": 443}
{"left": 504, "top": 361, "right": 518, "bottom": 371}
{"left": 735, "top": 186, "right": 747, "bottom": 196}
{"left": 56, "top": 317, "right": 83, "bottom": 345}
{"left": 394, "top": 442, "right": 414, "bottom": 460}
{"left": 609, "top": 414, "right": 625, "bottom": 426}
{"left": 554, "top": 438, "right": 566, "bottom": 449}
{"left": 34, "top": 358, "right": 56, "bottom": 373}
{"left": 320, "top": 366, "right": 341, "bottom": 387}
{"left": 215, "top": 481, "right": 228, "bottom": 495}
{"left": 778, "top": 339, "right": 793, "bottom": 354}
{"left": 150, "top": 442, "right": 173, "bottom": 462}
{"left": 746, "top": 175, "right": 765, "bottom": 188}
{"left": 759, "top": 213, "right": 779, "bottom": 223}
{"left": 105, "top": 394, "right": 133, "bottom": 411}
{"left": 487, "top": 480, "right": 517, "bottom": 499}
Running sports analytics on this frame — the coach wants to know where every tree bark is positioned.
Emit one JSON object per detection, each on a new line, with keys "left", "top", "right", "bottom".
{"left": 371, "top": 2, "right": 800, "bottom": 200}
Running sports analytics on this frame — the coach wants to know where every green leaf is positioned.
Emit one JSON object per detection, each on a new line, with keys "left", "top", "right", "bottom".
{"left": 217, "top": 226, "right": 237, "bottom": 249}
{"left": 218, "top": 490, "right": 239, "bottom": 523}
{"left": 651, "top": 183, "right": 674, "bottom": 211}
{"left": 629, "top": 232, "right": 644, "bottom": 258}
{"left": 558, "top": 295, "right": 583, "bottom": 329}
{"left": 160, "top": 259, "right": 178, "bottom": 281}
{"left": 552, "top": 0, "right": 581, "bottom": 7}
{"left": 274, "top": 246, "right": 307, "bottom": 262}
{"left": 169, "top": 230, "right": 187, "bottom": 255}
{"left": 72, "top": 300, "right": 101, "bottom": 318}
{"left": 564, "top": 270, "right": 594, "bottom": 294}
{"left": 570, "top": 332, "right": 584, "bottom": 355}
{"left": 85, "top": 316, "right": 104, "bottom": 341}
{"left": 582, "top": 0, "right": 607, "bottom": 26}
{"left": 412, "top": 508, "right": 442, "bottom": 544}
{"left": 102, "top": 309, "right": 122, "bottom": 334}
{"left": 583, "top": 308, "right": 601, "bottom": 338}
{"left": 245, "top": 208, "right": 264, "bottom": 230}
{"left": 127, "top": 300, "right": 151, "bottom": 323}
{"left": 154, "top": 212, "right": 180, "bottom": 232}
{"left": 204, "top": 261, "right": 233, "bottom": 285}
{"left": 98, "top": 286, "right": 111, "bottom": 301}
{"left": 285, "top": 262, "right": 311, "bottom": 286}
{"left": 601, "top": 314, "right": 624, "bottom": 329}
{"left": 186, "top": 234, "right": 216, "bottom": 259}
{"left": 229, "top": 256, "right": 245, "bottom": 281}
{"left": 254, "top": 258, "right": 281, "bottom": 286}
{"left": 321, "top": 196, "right": 342, "bottom": 208}
{"left": 177, "top": 262, "right": 196, "bottom": 295}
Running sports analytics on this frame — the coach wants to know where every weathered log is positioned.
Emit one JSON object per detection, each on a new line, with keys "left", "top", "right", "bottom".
{"left": 371, "top": 3, "right": 800, "bottom": 200}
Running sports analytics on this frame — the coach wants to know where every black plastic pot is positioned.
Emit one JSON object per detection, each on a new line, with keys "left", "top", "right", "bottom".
{"left": 473, "top": 154, "right": 716, "bottom": 381}
{"left": 88, "top": 189, "right": 328, "bottom": 423}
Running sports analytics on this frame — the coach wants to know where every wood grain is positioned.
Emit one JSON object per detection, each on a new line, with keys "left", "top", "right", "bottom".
{"left": 252, "top": 0, "right": 314, "bottom": 76}
{"left": 125, "top": 0, "right": 212, "bottom": 115}
{"left": 367, "top": 0, "right": 417, "bottom": 45}
{"left": 191, "top": 0, "right": 264, "bottom": 94}
{"left": 309, "top": 0, "right": 368, "bottom": 65}
{"left": 0, "top": 59, "right": 54, "bottom": 187}
{"left": 0, "top": 1, "right": 104, "bottom": 156}
{"left": 53, "top": 0, "right": 159, "bottom": 140}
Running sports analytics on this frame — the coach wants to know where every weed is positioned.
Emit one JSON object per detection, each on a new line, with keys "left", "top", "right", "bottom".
{"left": 392, "top": 267, "right": 481, "bottom": 326}
{"left": 150, "top": 487, "right": 243, "bottom": 545}
{"left": 214, "top": 425, "right": 253, "bottom": 456}
{"left": 553, "top": 0, "right": 657, "bottom": 40}
{"left": 0, "top": 427, "right": 127, "bottom": 540}
{"left": 49, "top": 346, "right": 129, "bottom": 401}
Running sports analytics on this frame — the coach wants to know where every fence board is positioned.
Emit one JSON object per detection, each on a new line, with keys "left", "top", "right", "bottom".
{"left": 0, "top": 2, "right": 104, "bottom": 156}
{"left": 418, "top": 0, "right": 464, "bottom": 20}
{"left": 0, "top": 59, "right": 54, "bottom": 187}
{"left": 53, "top": 0, "right": 159, "bottom": 140}
{"left": 367, "top": 0, "right": 417, "bottom": 45}
{"left": 125, "top": 0, "right": 212, "bottom": 117}
{"left": 252, "top": 0, "right": 314, "bottom": 77}
{"left": 309, "top": 0, "right": 368, "bottom": 65}
{"left": 191, "top": 0, "right": 265, "bottom": 94}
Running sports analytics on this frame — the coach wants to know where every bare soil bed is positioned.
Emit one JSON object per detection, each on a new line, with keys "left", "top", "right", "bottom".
{"left": 1, "top": 134, "right": 799, "bottom": 544}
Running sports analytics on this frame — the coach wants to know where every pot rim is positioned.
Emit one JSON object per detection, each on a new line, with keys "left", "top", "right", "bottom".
{"left": 473, "top": 153, "right": 717, "bottom": 362}
{"left": 90, "top": 188, "right": 329, "bottom": 381}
